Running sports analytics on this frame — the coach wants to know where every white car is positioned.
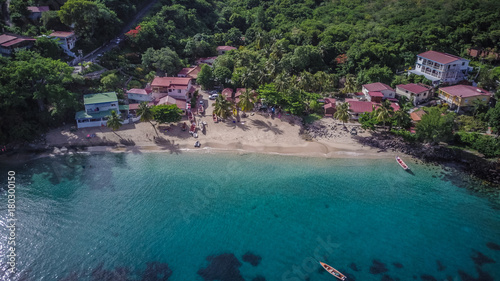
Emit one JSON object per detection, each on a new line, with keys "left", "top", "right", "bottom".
{"left": 209, "top": 93, "right": 219, "bottom": 100}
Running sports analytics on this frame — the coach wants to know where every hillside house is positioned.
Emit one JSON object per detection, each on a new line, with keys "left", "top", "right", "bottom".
{"left": 323, "top": 98, "right": 336, "bottom": 117}
{"left": 150, "top": 77, "right": 194, "bottom": 100}
{"left": 0, "top": 33, "right": 35, "bottom": 56}
{"left": 409, "top": 51, "right": 471, "bottom": 86}
{"left": 49, "top": 31, "right": 77, "bottom": 57}
{"left": 75, "top": 92, "right": 129, "bottom": 128}
{"left": 216, "top": 46, "right": 236, "bottom": 55}
{"left": 127, "top": 88, "right": 153, "bottom": 104}
{"left": 438, "top": 85, "right": 491, "bottom": 111}
{"left": 177, "top": 65, "right": 202, "bottom": 83}
{"left": 27, "top": 6, "right": 49, "bottom": 20}
{"left": 396, "top": 83, "right": 432, "bottom": 106}
{"left": 346, "top": 99, "right": 400, "bottom": 120}
{"left": 362, "top": 83, "right": 396, "bottom": 100}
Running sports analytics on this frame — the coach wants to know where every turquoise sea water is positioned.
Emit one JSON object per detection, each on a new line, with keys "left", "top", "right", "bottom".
{"left": 1, "top": 152, "right": 499, "bottom": 281}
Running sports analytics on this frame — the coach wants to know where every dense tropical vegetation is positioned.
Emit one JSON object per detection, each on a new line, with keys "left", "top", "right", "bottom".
{"left": 0, "top": 0, "right": 499, "bottom": 156}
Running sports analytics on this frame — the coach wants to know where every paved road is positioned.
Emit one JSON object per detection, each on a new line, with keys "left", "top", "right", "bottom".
{"left": 80, "top": 0, "right": 159, "bottom": 63}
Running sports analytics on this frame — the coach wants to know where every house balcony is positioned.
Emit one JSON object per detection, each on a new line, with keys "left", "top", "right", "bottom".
{"left": 438, "top": 94, "right": 454, "bottom": 104}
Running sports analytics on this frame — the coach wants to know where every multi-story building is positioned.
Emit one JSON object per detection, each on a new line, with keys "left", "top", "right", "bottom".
{"left": 49, "top": 31, "right": 77, "bottom": 57}
{"left": 75, "top": 92, "right": 128, "bottom": 128}
{"left": 362, "top": 83, "right": 396, "bottom": 100}
{"left": 150, "top": 77, "right": 194, "bottom": 100}
{"left": 396, "top": 83, "right": 433, "bottom": 106}
{"left": 438, "top": 85, "right": 491, "bottom": 112}
{"left": 410, "top": 51, "right": 471, "bottom": 86}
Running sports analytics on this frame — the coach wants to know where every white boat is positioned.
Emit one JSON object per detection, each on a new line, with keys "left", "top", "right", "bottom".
{"left": 396, "top": 156, "right": 409, "bottom": 170}
{"left": 320, "top": 262, "right": 346, "bottom": 280}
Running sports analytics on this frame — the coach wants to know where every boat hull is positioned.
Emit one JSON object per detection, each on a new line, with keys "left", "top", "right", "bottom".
{"left": 320, "top": 262, "right": 346, "bottom": 280}
{"left": 396, "top": 156, "right": 409, "bottom": 170}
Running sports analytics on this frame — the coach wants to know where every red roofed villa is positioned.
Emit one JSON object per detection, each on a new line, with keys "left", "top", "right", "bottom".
{"left": 438, "top": 85, "right": 491, "bottom": 111}
{"left": 49, "top": 31, "right": 77, "bottom": 56}
{"left": 345, "top": 99, "right": 400, "bottom": 120}
{"left": 410, "top": 50, "right": 471, "bottom": 86}
{"left": 177, "top": 65, "right": 202, "bottom": 82}
{"left": 151, "top": 77, "right": 194, "bottom": 100}
{"left": 396, "top": 83, "right": 432, "bottom": 106}
{"left": 362, "top": 83, "right": 396, "bottom": 99}
{"left": 222, "top": 88, "right": 234, "bottom": 101}
{"left": 27, "top": 6, "right": 49, "bottom": 20}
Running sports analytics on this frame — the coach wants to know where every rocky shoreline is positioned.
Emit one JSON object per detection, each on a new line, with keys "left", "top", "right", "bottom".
{"left": 356, "top": 132, "right": 500, "bottom": 187}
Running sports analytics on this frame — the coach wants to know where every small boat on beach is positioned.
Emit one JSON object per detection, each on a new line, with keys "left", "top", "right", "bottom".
{"left": 319, "top": 262, "right": 346, "bottom": 280}
{"left": 396, "top": 156, "right": 409, "bottom": 170}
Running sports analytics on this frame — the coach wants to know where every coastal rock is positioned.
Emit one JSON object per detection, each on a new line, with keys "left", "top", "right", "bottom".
{"left": 471, "top": 250, "right": 495, "bottom": 266}
{"left": 198, "top": 253, "right": 244, "bottom": 281}
{"left": 142, "top": 261, "right": 172, "bottom": 281}
{"left": 242, "top": 251, "right": 262, "bottom": 266}
{"left": 486, "top": 242, "right": 500, "bottom": 251}
{"left": 369, "top": 259, "right": 388, "bottom": 274}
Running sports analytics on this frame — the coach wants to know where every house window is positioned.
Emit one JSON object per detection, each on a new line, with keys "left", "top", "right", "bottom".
{"left": 111, "top": 104, "right": 116, "bottom": 107}
{"left": 483, "top": 98, "right": 486, "bottom": 101}
{"left": 406, "top": 91, "right": 408, "bottom": 94}
{"left": 448, "top": 65, "right": 450, "bottom": 69}
{"left": 462, "top": 62, "right": 465, "bottom": 66}
{"left": 169, "top": 89, "right": 172, "bottom": 92}
{"left": 178, "top": 90, "right": 181, "bottom": 93}
{"left": 417, "top": 94, "right": 420, "bottom": 97}
{"left": 464, "top": 99, "right": 468, "bottom": 104}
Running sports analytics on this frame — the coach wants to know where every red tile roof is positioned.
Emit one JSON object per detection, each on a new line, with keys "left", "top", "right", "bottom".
{"left": 27, "top": 6, "right": 49, "bottom": 13}
{"left": 397, "top": 83, "right": 429, "bottom": 94}
{"left": 0, "top": 33, "right": 35, "bottom": 47}
{"left": 347, "top": 100, "right": 400, "bottom": 113}
{"left": 49, "top": 31, "right": 75, "bottom": 38}
{"left": 410, "top": 109, "right": 426, "bottom": 122}
{"left": 363, "top": 82, "right": 393, "bottom": 92}
{"left": 440, "top": 85, "right": 491, "bottom": 98}
{"left": 178, "top": 68, "right": 191, "bottom": 76}
{"left": 368, "top": 91, "right": 384, "bottom": 97}
{"left": 347, "top": 101, "right": 376, "bottom": 113}
{"left": 217, "top": 46, "right": 237, "bottom": 51}
{"left": 129, "top": 102, "right": 154, "bottom": 110}
{"left": 222, "top": 88, "right": 233, "bottom": 100}
{"left": 151, "top": 77, "right": 191, "bottom": 88}
{"left": 324, "top": 103, "right": 336, "bottom": 109}
{"left": 127, "top": 88, "right": 149, "bottom": 95}
{"left": 418, "top": 50, "right": 463, "bottom": 64}
{"left": 324, "top": 98, "right": 336, "bottom": 104}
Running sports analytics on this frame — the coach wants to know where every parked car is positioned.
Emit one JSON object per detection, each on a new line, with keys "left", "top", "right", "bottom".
{"left": 199, "top": 100, "right": 204, "bottom": 105}
{"left": 209, "top": 93, "right": 219, "bottom": 100}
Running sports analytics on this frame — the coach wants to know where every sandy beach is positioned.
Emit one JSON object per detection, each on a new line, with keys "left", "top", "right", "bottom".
{"left": 38, "top": 90, "right": 392, "bottom": 159}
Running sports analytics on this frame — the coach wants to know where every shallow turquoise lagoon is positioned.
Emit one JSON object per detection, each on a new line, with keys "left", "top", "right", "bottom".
{"left": 0, "top": 152, "right": 499, "bottom": 281}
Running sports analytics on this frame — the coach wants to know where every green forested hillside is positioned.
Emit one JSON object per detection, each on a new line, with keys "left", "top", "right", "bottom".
{"left": 1, "top": 0, "right": 500, "bottom": 145}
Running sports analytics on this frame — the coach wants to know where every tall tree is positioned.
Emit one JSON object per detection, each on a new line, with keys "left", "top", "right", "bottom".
{"left": 213, "top": 95, "right": 233, "bottom": 119}
{"left": 237, "top": 89, "right": 256, "bottom": 112}
{"left": 106, "top": 110, "right": 123, "bottom": 139}
{"left": 142, "top": 47, "right": 183, "bottom": 76}
{"left": 136, "top": 102, "right": 158, "bottom": 137}
{"left": 334, "top": 102, "right": 350, "bottom": 128}
{"left": 375, "top": 100, "right": 394, "bottom": 130}
{"left": 416, "top": 107, "right": 456, "bottom": 143}
{"left": 151, "top": 104, "right": 182, "bottom": 124}
{"left": 197, "top": 64, "right": 214, "bottom": 90}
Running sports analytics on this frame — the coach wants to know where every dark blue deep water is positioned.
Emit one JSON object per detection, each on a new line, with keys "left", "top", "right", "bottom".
{"left": 1, "top": 152, "right": 499, "bottom": 281}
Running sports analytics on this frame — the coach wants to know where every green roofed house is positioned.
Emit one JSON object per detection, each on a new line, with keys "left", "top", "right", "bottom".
{"left": 75, "top": 92, "right": 129, "bottom": 128}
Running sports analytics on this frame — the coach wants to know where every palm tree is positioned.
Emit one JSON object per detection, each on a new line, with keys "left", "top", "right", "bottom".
{"left": 375, "top": 100, "right": 394, "bottom": 130}
{"left": 213, "top": 95, "right": 233, "bottom": 119}
{"left": 238, "top": 89, "right": 256, "bottom": 112}
{"left": 136, "top": 102, "right": 158, "bottom": 137}
{"left": 106, "top": 110, "right": 124, "bottom": 139}
{"left": 342, "top": 75, "right": 358, "bottom": 95}
{"left": 334, "top": 102, "right": 350, "bottom": 129}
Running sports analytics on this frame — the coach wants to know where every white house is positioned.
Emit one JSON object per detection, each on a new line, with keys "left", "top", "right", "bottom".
{"left": 409, "top": 50, "right": 471, "bottom": 86}
{"left": 49, "top": 31, "right": 77, "bottom": 57}
{"left": 396, "top": 83, "right": 432, "bottom": 106}
{"left": 362, "top": 83, "right": 396, "bottom": 99}
{"left": 127, "top": 88, "right": 153, "bottom": 104}
{"left": 150, "top": 76, "right": 194, "bottom": 100}
{"left": 75, "top": 92, "right": 128, "bottom": 128}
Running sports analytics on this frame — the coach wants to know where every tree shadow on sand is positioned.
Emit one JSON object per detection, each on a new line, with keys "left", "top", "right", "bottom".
{"left": 251, "top": 120, "right": 283, "bottom": 135}
{"left": 154, "top": 137, "right": 182, "bottom": 154}
{"left": 225, "top": 120, "right": 250, "bottom": 131}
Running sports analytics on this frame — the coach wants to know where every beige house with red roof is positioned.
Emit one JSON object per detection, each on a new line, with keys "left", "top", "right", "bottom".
{"left": 345, "top": 99, "right": 400, "bottom": 120}
{"left": 49, "top": 31, "right": 77, "bottom": 57}
{"left": 396, "top": 83, "right": 432, "bottom": 106}
{"left": 438, "top": 85, "right": 491, "bottom": 111}
{"left": 222, "top": 88, "right": 234, "bottom": 101}
{"left": 127, "top": 88, "right": 153, "bottom": 103}
{"left": 362, "top": 83, "right": 396, "bottom": 100}
{"left": 410, "top": 50, "right": 471, "bottom": 86}
{"left": 0, "top": 33, "right": 35, "bottom": 56}
{"left": 151, "top": 77, "right": 194, "bottom": 100}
